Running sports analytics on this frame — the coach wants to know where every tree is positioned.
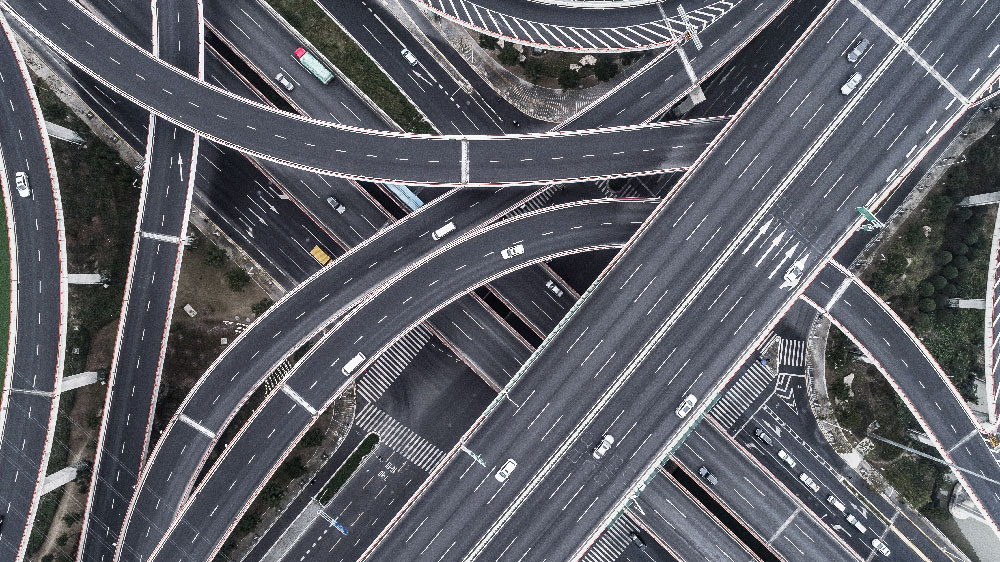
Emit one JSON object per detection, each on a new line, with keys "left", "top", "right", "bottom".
{"left": 523, "top": 57, "right": 544, "bottom": 81}
{"left": 942, "top": 265, "right": 959, "bottom": 280}
{"left": 919, "top": 298, "right": 937, "bottom": 313}
{"left": 478, "top": 34, "right": 499, "bottom": 50}
{"left": 931, "top": 275, "right": 948, "bottom": 290}
{"left": 594, "top": 57, "right": 619, "bottom": 81}
{"left": 204, "top": 245, "right": 228, "bottom": 268}
{"left": 951, "top": 255, "right": 969, "bottom": 270}
{"left": 918, "top": 281, "right": 935, "bottom": 298}
{"left": 281, "top": 455, "right": 308, "bottom": 480}
{"left": 935, "top": 250, "right": 953, "bottom": 265}
{"left": 829, "top": 379, "right": 850, "bottom": 401}
{"left": 262, "top": 483, "right": 285, "bottom": 507}
{"left": 557, "top": 68, "right": 581, "bottom": 89}
{"left": 251, "top": 298, "right": 273, "bottom": 316}
{"left": 498, "top": 44, "right": 520, "bottom": 66}
{"left": 226, "top": 267, "right": 251, "bottom": 292}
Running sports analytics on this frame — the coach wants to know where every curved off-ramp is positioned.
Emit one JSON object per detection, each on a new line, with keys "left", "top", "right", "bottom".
{"left": 0, "top": 11, "right": 68, "bottom": 562}
{"left": 803, "top": 261, "right": 1000, "bottom": 544}
{"left": 411, "top": 0, "right": 737, "bottom": 52}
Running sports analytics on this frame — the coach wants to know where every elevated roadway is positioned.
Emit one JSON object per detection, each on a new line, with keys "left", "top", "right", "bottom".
{"left": 0, "top": 12, "right": 67, "bottom": 561}
{"left": 6, "top": 0, "right": 723, "bottom": 185}
{"left": 803, "top": 262, "right": 1000, "bottom": 540}
{"left": 77, "top": 1, "right": 202, "bottom": 561}
{"left": 356, "top": 1, "right": 1000, "bottom": 560}
{"left": 116, "top": 198, "right": 653, "bottom": 562}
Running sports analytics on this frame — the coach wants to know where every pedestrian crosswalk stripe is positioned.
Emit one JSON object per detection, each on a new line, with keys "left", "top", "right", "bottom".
{"left": 354, "top": 404, "right": 444, "bottom": 472}
{"left": 581, "top": 516, "right": 636, "bottom": 562}
{"left": 710, "top": 362, "right": 774, "bottom": 430}
{"left": 356, "top": 326, "right": 432, "bottom": 403}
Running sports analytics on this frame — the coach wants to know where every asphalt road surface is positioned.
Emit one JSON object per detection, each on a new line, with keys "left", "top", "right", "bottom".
{"left": 0, "top": 13, "right": 67, "bottom": 561}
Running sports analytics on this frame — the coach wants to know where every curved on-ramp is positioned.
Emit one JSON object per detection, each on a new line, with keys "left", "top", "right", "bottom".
{"left": 3, "top": 0, "right": 724, "bottom": 186}
{"left": 0, "top": 11, "right": 68, "bottom": 562}
{"left": 116, "top": 198, "right": 653, "bottom": 562}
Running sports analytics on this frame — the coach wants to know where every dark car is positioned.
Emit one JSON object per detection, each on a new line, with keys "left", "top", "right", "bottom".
{"left": 754, "top": 427, "right": 773, "bottom": 446}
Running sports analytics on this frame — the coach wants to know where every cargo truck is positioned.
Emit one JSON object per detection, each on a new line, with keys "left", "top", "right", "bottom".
{"left": 294, "top": 47, "right": 334, "bottom": 84}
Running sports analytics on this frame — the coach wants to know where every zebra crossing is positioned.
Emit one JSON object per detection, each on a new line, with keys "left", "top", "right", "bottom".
{"left": 355, "top": 325, "right": 432, "bottom": 404}
{"left": 777, "top": 338, "right": 807, "bottom": 371}
{"left": 354, "top": 404, "right": 445, "bottom": 472}
{"left": 710, "top": 362, "right": 774, "bottom": 430}
{"left": 504, "top": 184, "right": 564, "bottom": 219}
{"left": 580, "top": 516, "right": 637, "bottom": 562}
{"left": 261, "top": 359, "right": 293, "bottom": 394}
{"left": 417, "top": 0, "right": 735, "bottom": 50}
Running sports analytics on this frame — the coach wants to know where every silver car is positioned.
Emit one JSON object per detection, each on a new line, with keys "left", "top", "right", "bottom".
{"left": 275, "top": 72, "right": 294, "bottom": 91}
{"left": 847, "top": 37, "right": 870, "bottom": 63}
{"left": 326, "top": 196, "right": 346, "bottom": 214}
{"left": 14, "top": 171, "right": 29, "bottom": 198}
{"left": 500, "top": 243, "right": 524, "bottom": 259}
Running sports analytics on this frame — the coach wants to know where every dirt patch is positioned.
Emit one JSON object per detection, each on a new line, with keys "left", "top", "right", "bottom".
{"left": 85, "top": 321, "right": 119, "bottom": 371}
{"left": 150, "top": 231, "right": 269, "bottom": 449}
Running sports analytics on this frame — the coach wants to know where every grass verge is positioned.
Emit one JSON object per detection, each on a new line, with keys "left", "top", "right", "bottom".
{"left": 316, "top": 433, "right": 378, "bottom": 504}
{"left": 0, "top": 184, "right": 8, "bottom": 392}
{"left": 264, "top": 0, "right": 434, "bottom": 134}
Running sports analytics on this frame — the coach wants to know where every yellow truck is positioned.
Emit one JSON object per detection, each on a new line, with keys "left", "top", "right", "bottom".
{"left": 310, "top": 245, "right": 331, "bottom": 266}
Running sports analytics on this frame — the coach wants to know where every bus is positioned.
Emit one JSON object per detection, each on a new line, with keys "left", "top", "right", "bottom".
{"left": 294, "top": 47, "right": 334, "bottom": 84}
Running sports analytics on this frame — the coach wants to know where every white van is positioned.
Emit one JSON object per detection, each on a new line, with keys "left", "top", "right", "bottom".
{"left": 841, "top": 72, "right": 863, "bottom": 95}
{"left": 545, "top": 280, "right": 564, "bottom": 298}
{"left": 432, "top": 221, "right": 456, "bottom": 240}
{"left": 401, "top": 48, "right": 418, "bottom": 66}
{"left": 341, "top": 352, "right": 366, "bottom": 376}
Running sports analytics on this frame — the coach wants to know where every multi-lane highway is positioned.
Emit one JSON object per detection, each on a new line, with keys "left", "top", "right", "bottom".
{"left": 76, "top": 2, "right": 202, "bottom": 561}
{"left": 0, "top": 12, "right": 67, "bottom": 561}
{"left": 356, "top": 1, "right": 1000, "bottom": 560}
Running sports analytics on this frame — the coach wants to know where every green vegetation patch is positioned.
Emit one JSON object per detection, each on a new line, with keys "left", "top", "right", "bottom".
{"left": 317, "top": 433, "right": 379, "bottom": 504}
{"left": 264, "top": 0, "right": 434, "bottom": 134}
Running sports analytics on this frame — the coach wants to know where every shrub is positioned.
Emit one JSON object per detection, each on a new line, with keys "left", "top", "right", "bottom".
{"left": 558, "top": 68, "right": 581, "bottom": 89}
{"left": 829, "top": 379, "right": 850, "bottom": 401}
{"left": 498, "top": 44, "right": 520, "bottom": 66}
{"left": 478, "top": 34, "right": 498, "bottom": 50}
{"left": 262, "top": 483, "right": 285, "bottom": 507}
{"left": 204, "top": 245, "right": 228, "bottom": 268}
{"left": 280, "top": 455, "right": 308, "bottom": 480}
{"left": 226, "top": 267, "right": 251, "bottom": 292}
{"left": 594, "top": 57, "right": 619, "bottom": 81}
{"left": 301, "top": 426, "right": 324, "bottom": 448}
{"left": 251, "top": 298, "right": 274, "bottom": 316}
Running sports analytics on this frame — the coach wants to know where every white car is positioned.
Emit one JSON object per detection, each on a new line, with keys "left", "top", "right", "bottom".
{"left": 799, "top": 472, "right": 820, "bottom": 493}
{"left": 778, "top": 449, "right": 797, "bottom": 469}
{"left": 495, "top": 459, "right": 517, "bottom": 482}
{"left": 14, "top": 171, "right": 29, "bottom": 198}
{"left": 675, "top": 394, "right": 697, "bottom": 418}
{"left": 593, "top": 434, "right": 614, "bottom": 460}
{"left": 841, "top": 72, "right": 863, "bottom": 95}
{"left": 871, "top": 538, "right": 890, "bottom": 556}
{"left": 545, "top": 279, "right": 564, "bottom": 298}
{"left": 401, "top": 48, "right": 418, "bottom": 66}
{"left": 275, "top": 72, "right": 294, "bottom": 91}
{"left": 500, "top": 243, "right": 524, "bottom": 260}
